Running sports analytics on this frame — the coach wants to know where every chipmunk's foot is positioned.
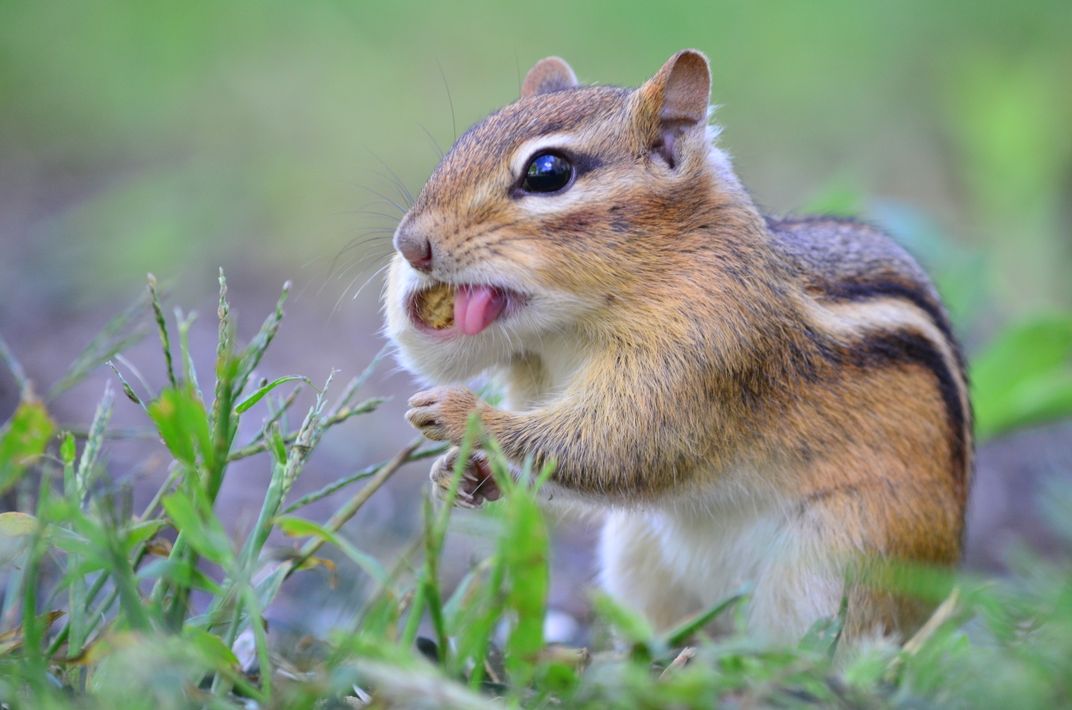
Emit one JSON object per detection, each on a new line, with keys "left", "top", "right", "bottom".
{"left": 406, "top": 386, "right": 481, "bottom": 444}
{"left": 430, "top": 446, "right": 501, "bottom": 508}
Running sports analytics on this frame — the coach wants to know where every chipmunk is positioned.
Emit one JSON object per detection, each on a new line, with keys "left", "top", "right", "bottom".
{"left": 383, "top": 50, "right": 971, "bottom": 643}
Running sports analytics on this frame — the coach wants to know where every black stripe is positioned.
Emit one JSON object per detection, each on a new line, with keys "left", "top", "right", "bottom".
{"left": 820, "top": 279, "right": 966, "bottom": 372}
{"left": 833, "top": 329, "right": 969, "bottom": 493}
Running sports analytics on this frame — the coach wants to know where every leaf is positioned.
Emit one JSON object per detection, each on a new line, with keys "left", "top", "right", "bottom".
{"left": 499, "top": 486, "right": 550, "bottom": 686}
{"left": 292, "top": 555, "right": 338, "bottom": 587}
{"left": 136, "top": 558, "right": 224, "bottom": 595}
{"left": 122, "top": 519, "right": 167, "bottom": 553}
{"left": 267, "top": 426, "right": 287, "bottom": 464}
{"left": 799, "top": 595, "right": 847, "bottom": 658}
{"left": 69, "top": 630, "right": 141, "bottom": 667}
{"left": 0, "top": 399, "right": 56, "bottom": 494}
{"left": 0, "top": 610, "right": 65, "bottom": 656}
{"left": 971, "top": 314, "right": 1072, "bottom": 439}
{"left": 0, "top": 511, "right": 39, "bottom": 537}
{"left": 73, "top": 384, "right": 114, "bottom": 501}
{"left": 275, "top": 515, "right": 388, "bottom": 586}
{"left": 591, "top": 592, "right": 656, "bottom": 650}
{"left": 233, "top": 282, "right": 290, "bottom": 398}
{"left": 802, "top": 178, "right": 865, "bottom": 217}
{"left": 48, "top": 290, "right": 150, "bottom": 399}
{"left": 143, "top": 538, "right": 173, "bottom": 557}
{"left": 235, "top": 375, "right": 308, "bottom": 414}
{"left": 148, "top": 387, "right": 213, "bottom": 469}
{"left": 0, "top": 512, "right": 38, "bottom": 567}
{"left": 182, "top": 626, "right": 239, "bottom": 671}
{"left": 661, "top": 591, "right": 748, "bottom": 649}
{"left": 162, "top": 491, "right": 232, "bottom": 567}
{"left": 59, "top": 432, "right": 76, "bottom": 466}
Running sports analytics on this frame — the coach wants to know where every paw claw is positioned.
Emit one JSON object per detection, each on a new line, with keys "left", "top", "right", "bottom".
{"left": 429, "top": 447, "right": 501, "bottom": 509}
{"left": 404, "top": 387, "right": 480, "bottom": 444}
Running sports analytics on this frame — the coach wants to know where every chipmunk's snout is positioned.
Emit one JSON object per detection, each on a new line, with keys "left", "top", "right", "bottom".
{"left": 394, "top": 228, "right": 433, "bottom": 272}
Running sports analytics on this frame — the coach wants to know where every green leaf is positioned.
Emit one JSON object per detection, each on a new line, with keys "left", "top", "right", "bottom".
{"left": 233, "top": 282, "right": 290, "bottom": 399}
{"left": 182, "top": 626, "right": 239, "bottom": 671}
{"left": 0, "top": 511, "right": 40, "bottom": 568}
{"left": 802, "top": 178, "right": 865, "bottom": 217}
{"left": 0, "top": 399, "right": 56, "bottom": 494}
{"left": 971, "top": 314, "right": 1072, "bottom": 439}
{"left": 499, "top": 486, "right": 550, "bottom": 687}
{"left": 798, "top": 595, "right": 847, "bottom": 658}
{"left": 275, "top": 515, "right": 388, "bottom": 586}
{"left": 48, "top": 290, "right": 149, "bottom": 399}
{"left": 148, "top": 387, "right": 213, "bottom": 469}
{"left": 162, "top": 491, "right": 232, "bottom": 567}
{"left": 234, "top": 375, "right": 308, "bottom": 414}
{"left": 591, "top": 592, "right": 656, "bottom": 650}
{"left": 136, "top": 558, "right": 225, "bottom": 596}
{"left": 59, "top": 432, "right": 76, "bottom": 466}
{"left": 0, "top": 511, "right": 39, "bottom": 537}
{"left": 74, "top": 384, "right": 114, "bottom": 501}
{"left": 122, "top": 520, "right": 167, "bottom": 553}
{"left": 660, "top": 591, "right": 748, "bottom": 649}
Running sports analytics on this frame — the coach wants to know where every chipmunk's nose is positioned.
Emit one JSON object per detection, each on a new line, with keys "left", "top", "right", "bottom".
{"left": 394, "top": 229, "right": 433, "bottom": 272}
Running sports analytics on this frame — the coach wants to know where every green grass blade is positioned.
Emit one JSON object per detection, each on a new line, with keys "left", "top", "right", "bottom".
{"left": 146, "top": 273, "right": 177, "bottom": 389}
{"left": 74, "top": 384, "right": 114, "bottom": 504}
{"left": 48, "top": 291, "right": 150, "bottom": 400}
{"left": 0, "top": 399, "right": 56, "bottom": 496}
{"left": 175, "top": 308, "right": 202, "bottom": 401}
{"left": 280, "top": 466, "right": 379, "bottom": 515}
{"left": 661, "top": 590, "right": 749, "bottom": 649}
{"left": 233, "top": 280, "right": 290, "bottom": 399}
{"left": 234, "top": 375, "right": 310, "bottom": 414}
{"left": 0, "top": 331, "right": 31, "bottom": 399}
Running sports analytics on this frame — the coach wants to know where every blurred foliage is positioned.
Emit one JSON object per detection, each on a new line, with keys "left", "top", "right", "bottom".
{"left": 972, "top": 315, "right": 1072, "bottom": 440}
{"left": 1, "top": 3, "right": 1071, "bottom": 703}
{"left": 1, "top": 0, "right": 1070, "bottom": 321}
{"left": 0, "top": 280, "right": 1071, "bottom": 708}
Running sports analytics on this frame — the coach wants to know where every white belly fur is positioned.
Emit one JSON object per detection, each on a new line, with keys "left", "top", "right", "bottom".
{"left": 599, "top": 485, "right": 846, "bottom": 642}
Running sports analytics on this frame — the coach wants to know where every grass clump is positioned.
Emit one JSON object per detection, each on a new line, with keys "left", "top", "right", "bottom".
{"left": 0, "top": 272, "right": 1070, "bottom": 709}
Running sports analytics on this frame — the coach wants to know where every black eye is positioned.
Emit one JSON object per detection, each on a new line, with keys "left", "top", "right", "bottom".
{"left": 521, "top": 152, "right": 574, "bottom": 193}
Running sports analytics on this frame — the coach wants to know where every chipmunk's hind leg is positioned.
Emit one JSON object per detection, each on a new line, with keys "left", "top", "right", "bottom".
{"left": 598, "top": 512, "right": 703, "bottom": 633}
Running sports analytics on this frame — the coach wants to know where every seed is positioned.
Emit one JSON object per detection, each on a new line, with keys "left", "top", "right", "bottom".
{"left": 417, "top": 283, "right": 455, "bottom": 329}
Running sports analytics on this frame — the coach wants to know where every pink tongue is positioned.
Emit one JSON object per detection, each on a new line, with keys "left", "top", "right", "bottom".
{"left": 454, "top": 285, "right": 506, "bottom": 336}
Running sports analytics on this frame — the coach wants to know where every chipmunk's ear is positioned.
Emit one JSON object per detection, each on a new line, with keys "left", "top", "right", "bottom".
{"left": 635, "top": 50, "right": 711, "bottom": 168}
{"left": 521, "top": 57, "right": 579, "bottom": 98}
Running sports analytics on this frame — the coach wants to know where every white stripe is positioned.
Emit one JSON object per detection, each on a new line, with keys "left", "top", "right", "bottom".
{"left": 804, "top": 295, "right": 969, "bottom": 431}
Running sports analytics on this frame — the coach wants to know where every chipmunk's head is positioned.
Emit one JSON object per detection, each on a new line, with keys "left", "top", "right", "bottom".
{"left": 385, "top": 50, "right": 752, "bottom": 382}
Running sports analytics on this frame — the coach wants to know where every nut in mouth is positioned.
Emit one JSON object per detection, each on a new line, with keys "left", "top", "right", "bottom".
{"left": 408, "top": 282, "right": 525, "bottom": 336}
{"left": 413, "top": 282, "right": 456, "bottom": 330}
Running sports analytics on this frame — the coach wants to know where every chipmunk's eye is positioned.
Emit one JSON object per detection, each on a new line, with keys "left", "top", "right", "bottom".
{"left": 521, "top": 151, "right": 573, "bottom": 193}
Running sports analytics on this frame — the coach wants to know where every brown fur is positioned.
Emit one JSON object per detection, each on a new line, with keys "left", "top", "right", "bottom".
{"left": 388, "top": 50, "right": 972, "bottom": 642}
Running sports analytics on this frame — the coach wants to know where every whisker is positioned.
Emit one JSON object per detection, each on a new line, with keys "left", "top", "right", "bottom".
{"left": 418, "top": 122, "right": 445, "bottom": 160}
{"left": 366, "top": 148, "right": 415, "bottom": 206}
{"left": 351, "top": 261, "right": 393, "bottom": 301}
{"left": 436, "top": 59, "right": 458, "bottom": 142}
{"left": 340, "top": 208, "right": 406, "bottom": 222}
{"left": 304, "top": 232, "right": 395, "bottom": 305}
{"left": 319, "top": 252, "right": 386, "bottom": 299}
{"left": 514, "top": 51, "right": 522, "bottom": 96}
{"left": 321, "top": 233, "right": 394, "bottom": 278}
{"left": 357, "top": 185, "right": 408, "bottom": 217}
{"left": 332, "top": 259, "right": 390, "bottom": 316}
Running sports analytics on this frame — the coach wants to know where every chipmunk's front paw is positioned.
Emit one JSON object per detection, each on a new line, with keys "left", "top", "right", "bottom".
{"left": 406, "top": 386, "right": 481, "bottom": 443}
{"left": 430, "top": 447, "right": 501, "bottom": 509}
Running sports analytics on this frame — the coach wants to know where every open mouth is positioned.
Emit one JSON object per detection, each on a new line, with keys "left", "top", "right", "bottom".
{"left": 407, "top": 283, "right": 526, "bottom": 336}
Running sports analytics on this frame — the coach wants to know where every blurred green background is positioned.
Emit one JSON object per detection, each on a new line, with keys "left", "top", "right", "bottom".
{"left": 2, "top": 0, "right": 1070, "bottom": 318}
{"left": 1, "top": 0, "right": 1071, "bottom": 632}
